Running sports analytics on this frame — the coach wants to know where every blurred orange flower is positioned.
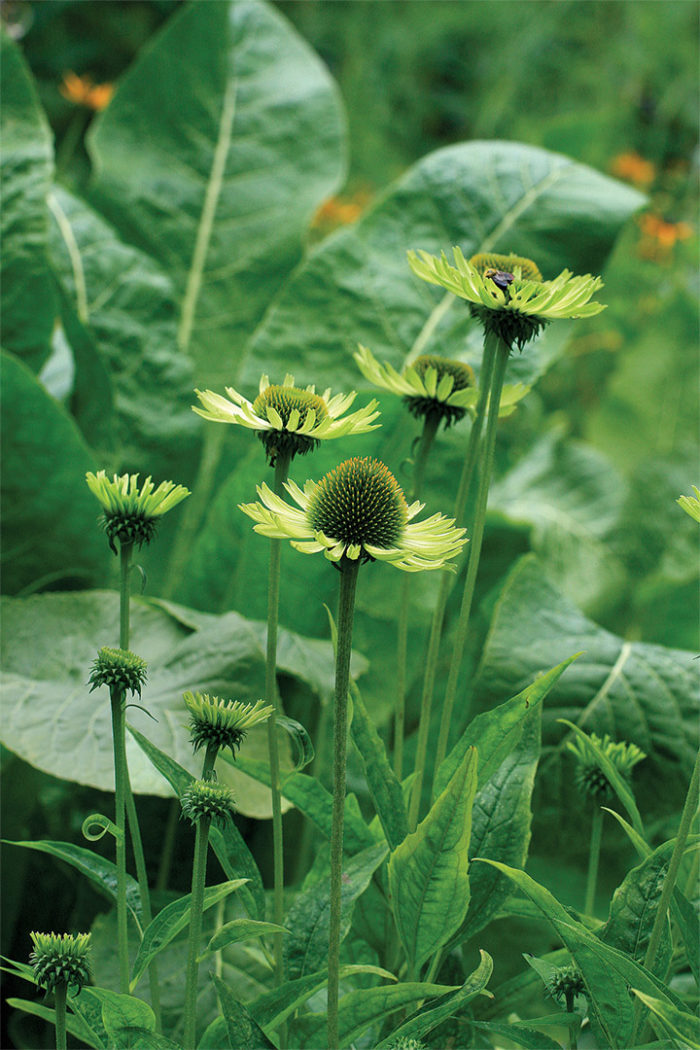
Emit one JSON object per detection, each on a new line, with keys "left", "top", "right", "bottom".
{"left": 637, "top": 212, "right": 693, "bottom": 259}
{"left": 312, "top": 189, "right": 372, "bottom": 231}
{"left": 60, "top": 71, "right": 114, "bottom": 111}
{"left": 610, "top": 151, "right": 656, "bottom": 188}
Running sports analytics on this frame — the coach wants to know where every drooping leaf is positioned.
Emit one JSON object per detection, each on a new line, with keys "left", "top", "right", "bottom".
{"left": 0, "top": 31, "right": 56, "bottom": 371}
{"left": 242, "top": 140, "right": 644, "bottom": 394}
{"left": 89, "top": 0, "right": 345, "bottom": 391}
{"left": 632, "top": 988, "right": 700, "bottom": 1050}
{"left": 212, "top": 974, "right": 276, "bottom": 1050}
{"left": 350, "top": 684, "right": 408, "bottom": 850}
{"left": 0, "top": 352, "right": 110, "bottom": 594}
{"left": 284, "top": 841, "right": 388, "bottom": 981}
{"left": 249, "top": 964, "right": 395, "bottom": 1032}
{"left": 469, "top": 1020, "right": 564, "bottom": 1050}
{"left": 130, "top": 879, "right": 247, "bottom": 988}
{"left": 5, "top": 998, "right": 104, "bottom": 1050}
{"left": 200, "top": 919, "right": 288, "bottom": 960}
{"left": 388, "top": 747, "right": 478, "bottom": 972}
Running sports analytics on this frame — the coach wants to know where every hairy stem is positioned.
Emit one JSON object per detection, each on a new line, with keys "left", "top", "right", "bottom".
{"left": 409, "top": 334, "right": 497, "bottom": 827}
{"left": 327, "top": 558, "right": 360, "bottom": 1050}
{"left": 584, "top": 806, "right": 604, "bottom": 915}
{"left": 110, "top": 687, "right": 130, "bottom": 995}
{"left": 183, "top": 814, "right": 211, "bottom": 1050}
{"left": 53, "top": 982, "right": 67, "bottom": 1050}
{"left": 394, "top": 414, "right": 439, "bottom": 778}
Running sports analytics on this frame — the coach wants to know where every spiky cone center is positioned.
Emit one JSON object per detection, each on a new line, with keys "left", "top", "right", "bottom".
{"left": 253, "top": 385, "right": 328, "bottom": 462}
{"left": 183, "top": 692, "right": 272, "bottom": 756}
{"left": 308, "top": 457, "right": 408, "bottom": 552}
{"left": 547, "top": 965, "right": 586, "bottom": 1004}
{"left": 405, "top": 354, "right": 475, "bottom": 427}
{"left": 469, "top": 252, "right": 543, "bottom": 282}
{"left": 180, "top": 780, "right": 236, "bottom": 827}
{"left": 468, "top": 251, "right": 546, "bottom": 352}
{"left": 89, "top": 647, "right": 147, "bottom": 697}
{"left": 30, "top": 932, "right": 91, "bottom": 993}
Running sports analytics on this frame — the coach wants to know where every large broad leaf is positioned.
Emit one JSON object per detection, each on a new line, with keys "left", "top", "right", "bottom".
{"left": 388, "top": 747, "right": 478, "bottom": 973}
{"left": 490, "top": 429, "right": 627, "bottom": 614}
{"left": 47, "top": 186, "right": 198, "bottom": 478}
{"left": 0, "top": 31, "right": 55, "bottom": 372}
{"left": 0, "top": 590, "right": 340, "bottom": 816}
{"left": 474, "top": 556, "right": 700, "bottom": 794}
{"left": 0, "top": 352, "right": 110, "bottom": 594}
{"left": 88, "top": 0, "right": 345, "bottom": 391}
{"left": 241, "top": 140, "right": 644, "bottom": 394}
{"left": 283, "top": 841, "right": 388, "bottom": 981}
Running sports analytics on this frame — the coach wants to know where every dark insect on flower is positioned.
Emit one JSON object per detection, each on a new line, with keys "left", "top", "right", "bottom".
{"left": 484, "top": 267, "right": 515, "bottom": 293}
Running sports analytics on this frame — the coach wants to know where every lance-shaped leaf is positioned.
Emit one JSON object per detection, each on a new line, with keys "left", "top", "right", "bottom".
{"left": 388, "top": 747, "right": 478, "bottom": 973}
{"left": 631, "top": 989, "right": 700, "bottom": 1049}
{"left": 350, "top": 684, "right": 408, "bottom": 850}
{"left": 212, "top": 975, "right": 275, "bottom": 1050}
{"left": 249, "top": 964, "right": 394, "bottom": 1032}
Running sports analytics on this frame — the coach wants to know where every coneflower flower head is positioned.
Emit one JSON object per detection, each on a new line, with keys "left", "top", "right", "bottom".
{"left": 546, "top": 964, "right": 586, "bottom": 1006}
{"left": 193, "top": 373, "right": 380, "bottom": 466}
{"left": 180, "top": 779, "right": 236, "bottom": 827}
{"left": 408, "top": 246, "right": 604, "bottom": 353}
{"left": 88, "top": 647, "right": 147, "bottom": 698}
{"left": 30, "top": 932, "right": 91, "bottom": 993}
{"left": 355, "top": 344, "right": 475, "bottom": 428}
{"left": 86, "top": 471, "right": 190, "bottom": 553}
{"left": 567, "top": 731, "right": 646, "bottom": 801}
{"left": 240, "top": 456, "right": 466, "bottom": 572}
{"left": 183, "top": 692, "right": 273, "bottom": 757}
{"left": 677, "top": 486, "right": 700, "bottom": 523}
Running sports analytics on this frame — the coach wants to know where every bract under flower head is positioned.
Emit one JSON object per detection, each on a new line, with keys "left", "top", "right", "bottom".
{"left": 547, "top": 965, "right": 586, "bottom": 1006}
{"left": 193, "top": 373, "right": 380, "bottom": 465}
{"left": 355, "top": 345, "right": 475, "bottom": 428}
{"left": 180, "top": 779, "right": 236, "bottom": 827}
{"left": 86, "top": 471, "right": 190, "bottom": 553}
{"left": 30, "top": 931, "right": 91, "bottom": 993}
{"left": 184, "top": 692, "right": 273, "bottom": 757}
{"left": 408, "top": 246, "right": 604, "bottom": 353}
{"left": 89, "top": 647, "right": 147, "bottom": 698}
{"left": 567, "top": 731, "right": 646, "bottom": 801}
{"left": 239, "top": 456, "right": 466, "bottom": 572}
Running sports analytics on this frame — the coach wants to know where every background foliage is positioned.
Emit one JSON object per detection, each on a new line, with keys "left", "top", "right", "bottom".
{"left": 1, "top": 1, "right": 697, "bottom": 1047}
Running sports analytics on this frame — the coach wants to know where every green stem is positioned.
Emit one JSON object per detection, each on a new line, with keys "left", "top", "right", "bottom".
{"left": 584, "top": 806, "right": 604, "bottom": 916}
{"left": 201, "top": 740, "right": 219, "bottom": 780}
{"left": 53, "top": 982, "right": 67, "bottom": 1050}
{"left": 265, "top": 451, "right": 292, "bottom": 1007}
{"left": 119, "top": 541, "right": 162, "bottom": 1030}
{"left": 183, "top": 814, "right": 212, "bottom": 1050}
{"left": 394, "top": 415, "right": 439, "bottom": 779}
{"left": 110, "top": 687, "right": 130, "bottom": 994}
{"left": 564, "top": 989, "right": 578, "bottom": 1050}
{"left": 327, "top": 558, "right": 360, "bottom": 1050}
{"left": 409, "top": 335, "right": 498, "bottom": 827}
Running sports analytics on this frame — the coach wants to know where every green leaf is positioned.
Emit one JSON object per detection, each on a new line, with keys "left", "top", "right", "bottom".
{"left": 474, "top": 556, "right": 700, "bottom": 796}
{"left": 199, "top": 919, "right": 288, "bottom": 960}
{"left": 375, "top": 949, "right": 493, "bottom": 1049}
{"left": 275, "top": 715, "right": 315, "bottom": 772}
{"left": 388, "top": 746, "right": 478, "bottom": 972}
{"left": 197, "top": 1017, "right": 230, "bottom": 1050}
{"left": 6, "top": 997, "right": 104, "bottom": 1050}
{"left": 458, "top": 706, "right": 541, "bottom": 943}
{"left": 130, "top": 879, "right": 247, "bottom": 989}
{"left": 105, "top": 1029, "right": 184, "bottom": 1050}
{"left": 0, "top": 352, "right": 110, "bottom": 594}
{"left": 632, "top": 989, "right": 700, "bottom": 1050}
{"left": 469, "top": 1020, "right": 564, "bottom": 1050}
{"left": 296, "top": 980, "right": 458, "bottom": 1049}
{"left": 249, "top": 964, "right": 395, "bottom": 1031}
{"left": 242, "top": 140, "right": 644, "bottom": 395}
{"left": 47, "top": 186, "right": 197, "bottom": 479}
{"left": 212, "top": 974, "right": 276, "bottom": 1050}
{"left": 86, "top": 988, "right": 155, "bottom": 1039}
{"left": 284, "top": 841, "right": 388, "bottom": 980}
{"left": 3, "top": 839, "right": 142, "bottom": 925}
{"left": 559, "top": 719, "right": 645, "bottom": 837}
{"left": 434, "top": 655, "right": 577, "bottom": 798}
{"left": 128, "top": 722, "right": 264, "bottom": 923}
{"left": 89, "top": 0, "right": 345, "bottom": 391}
{"left": 476, "top": 859, "right": 684, "bottom": 1049}
{"left": 670, "top": 886, "right": 700, "bottom": 987}
{"left": 350, "top": 685, "right": 408, "bottom": 850}
{"left": 0, "top": 31, "right": 56, "bottom": 371}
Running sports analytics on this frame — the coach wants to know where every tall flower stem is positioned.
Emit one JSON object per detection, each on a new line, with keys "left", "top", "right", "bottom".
{"left": 183, "top": 812, "right": 212, "bottom": 1050}
{"left": 432, "top": 337, "right": 509, "bottom": 777}
{"left": 394, "top": 414, "right": 439, "bottom": 778}
{"left": 409, "top": 333, "right": 498, "bottom": 829}
{"left": 110, "top": 685, "right": 130, "bottom": 995}
{"left": 119, "top": 541, "right": 162, "bottom": 1029}
{"left": 266, "top": 450, "right": 293, "bottom": 999}
{"left": 328, "top": 558, "right": 360, "bottom": 1050}
{"left": 53, "top": 982, "right": 67, "bottom": 1050}
{"left": 584, "top": 806, "right": 604, "bottom": 915}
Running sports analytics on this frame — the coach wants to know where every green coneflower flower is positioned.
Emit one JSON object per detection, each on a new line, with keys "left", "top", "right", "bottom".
{"left": 568, "top": 731, "right": 646, "bottom": 801}
{"left": 180, "top": 780, "right": 236, "bottom": 828}
{"left": 193, "top": 373, "right": 380, "bottom": 465}
{"left": 30, "top": 932, "right": 91, "bottom": 993}
{"left": 385, "top": 1040, "right": 428, "bottom": 1050}
{"left": 546, "top": 964, "right": 586, "bottom": 1007}
{"left": 86, "top": 471, "right": 190, "bottom": 553}
{"left": 88, "top": 647, "right": 147, "bottom": 698}
{"left": 239, "top": 456, "right": 466, "bottom": 571}
{"left": 678, "top": 486, "right": 700, "bottom": 523}
{"left": 183, "top": 692, "right": 273, "bottom": 757}
{"left": 408, "top": 246, "right": 604, "bottom": 353}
